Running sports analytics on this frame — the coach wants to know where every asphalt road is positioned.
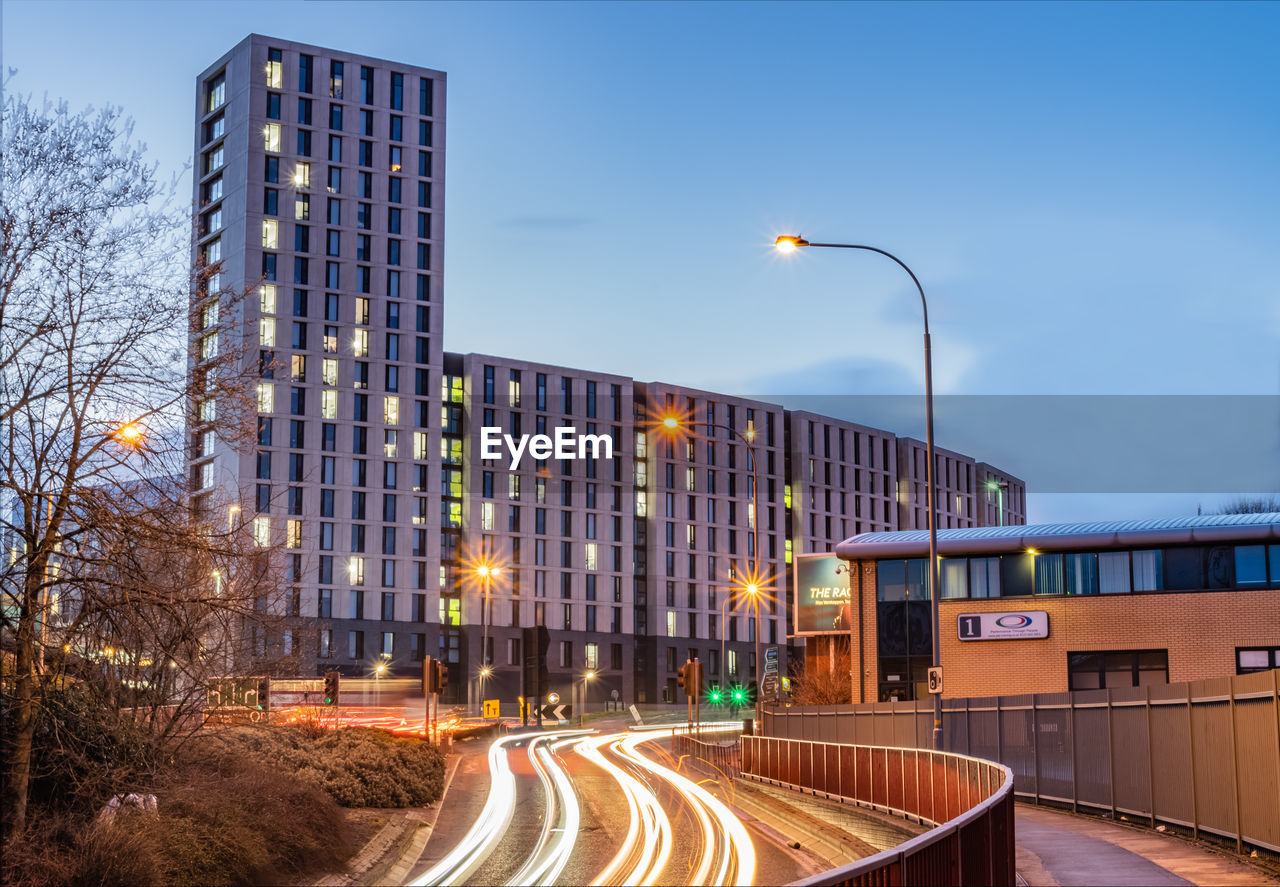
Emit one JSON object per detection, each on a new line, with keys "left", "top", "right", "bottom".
{"left": 405, "top": 715, "right": 812, "bottom": 886}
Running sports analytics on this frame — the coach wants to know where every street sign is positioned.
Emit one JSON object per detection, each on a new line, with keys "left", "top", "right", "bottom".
{"left": 548, "top": 691, "right": 560, "bottom": 705}
{"left": 765, "top": 647, "right": 779, "bottom": 675}
{"left": 957, "top": 611, "right": 1049, "bottom": 641}
{"left": 629, "top": 704, "right": 643, "bottom": 724}
{"left": 540, "top": 703, "right": 571, "bottom": 722}
{"left": 483, "top": 699, "right": 500, "bottom": 719}
{"left": 927, "top": 667, "right": 943, "bottom": 695}
{"left": 780, "top": 676, "right": 792, "bottom": 693}
{"left": 761, "top": 674, "right": 779, "bottom": 696}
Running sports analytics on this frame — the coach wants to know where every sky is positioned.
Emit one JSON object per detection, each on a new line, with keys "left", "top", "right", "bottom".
{"left": 4, "top": 1, "right": 1277, "bottom": 522}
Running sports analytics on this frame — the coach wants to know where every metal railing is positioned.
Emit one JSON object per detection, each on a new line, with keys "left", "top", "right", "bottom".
{"left": 762, "top": 669, "right": 1280, "bottom": 856}
{"left": 672, "top": 725, "right": 742, "bottom": 774}
{"left": 742, "top": 736, "right": 1015, "bottom": 886}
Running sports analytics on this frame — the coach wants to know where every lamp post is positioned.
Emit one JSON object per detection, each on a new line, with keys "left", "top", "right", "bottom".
{"left": 657, "top": 414, "right": 767, "bottom": 727}
{"left": 472, "top": 561, "right": 500, "bottom": 714}
{"left": 775, "top": 235, "right": 944, "bottom": 751}
{"left": 986, "top": 479, "right": 1009, "bottom": 526}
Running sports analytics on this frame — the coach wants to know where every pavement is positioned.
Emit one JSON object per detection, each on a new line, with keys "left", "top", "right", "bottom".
{"left": 1015, "top": 805, "right": 1280, "bottom": 887}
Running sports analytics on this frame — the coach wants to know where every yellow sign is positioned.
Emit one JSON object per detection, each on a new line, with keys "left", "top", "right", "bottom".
{"left": 483, "top": 699, "right": 500, "bottom": 719}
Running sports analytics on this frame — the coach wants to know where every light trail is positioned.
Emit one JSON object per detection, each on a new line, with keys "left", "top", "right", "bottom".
{"left": 504, "top": 733, "right": 586, "bottom": 886}
{"left": 577, "top": 733, "right": 673, "bottom": 887}
{"left": 408, "top": 731, "right": 523, "bottom": 887}
{"left": 578, "top": 724, "right": 755, "bottom": 887}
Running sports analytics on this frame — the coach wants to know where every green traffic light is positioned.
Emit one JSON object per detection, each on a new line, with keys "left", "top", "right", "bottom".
{"left": 731, "top": 687, "right": 746, "bottom": 703}
{"left": 707, "top": 689, "right": 723, "bottom": 704}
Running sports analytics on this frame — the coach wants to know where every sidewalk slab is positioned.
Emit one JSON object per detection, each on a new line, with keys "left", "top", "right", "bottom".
{"left": 1017, "top": 805, "right": 1279, "bottom": 887}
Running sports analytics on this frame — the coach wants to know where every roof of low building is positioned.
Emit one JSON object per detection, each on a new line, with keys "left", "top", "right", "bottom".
{"left": 835, "top": 512, "right": 1280, "bottom": 560}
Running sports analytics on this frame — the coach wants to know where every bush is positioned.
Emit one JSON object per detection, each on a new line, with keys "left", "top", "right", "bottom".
{"left": 203, "top": 725, "right": 445, "bottom": 808}
{"left": 154, "top": 755, "right": 354, "bottom": 887}
{"left": 1, "top": 810, "right": 164, "bottom": 887}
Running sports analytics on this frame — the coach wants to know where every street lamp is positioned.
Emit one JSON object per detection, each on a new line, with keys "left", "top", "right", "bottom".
{"left": 775, "top": 234, "right": 944, "bottom": 752}
{"left": 986, "top": 479, "right": 1009, "bottom": 527}
{"left": 656, "top": 412, "right": 768, "bottom": 727}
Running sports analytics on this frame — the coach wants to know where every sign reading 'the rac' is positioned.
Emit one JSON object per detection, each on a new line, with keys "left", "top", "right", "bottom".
{"left": 957, "top": 611, "right": 1049, "bottom": 641}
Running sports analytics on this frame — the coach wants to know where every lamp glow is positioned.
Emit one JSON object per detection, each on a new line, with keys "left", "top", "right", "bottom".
{"left": 774, "top": 235, "right": 809, "bottom": 252}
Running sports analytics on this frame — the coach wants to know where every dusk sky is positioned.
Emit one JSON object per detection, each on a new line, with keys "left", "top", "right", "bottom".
{"left": 4, "top": 1, "right": 1277, "bottom": 522}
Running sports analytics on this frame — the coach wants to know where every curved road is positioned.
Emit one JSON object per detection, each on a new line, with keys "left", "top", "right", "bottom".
{"left": 408, "top": 721, "right": 806, "bottom": 887}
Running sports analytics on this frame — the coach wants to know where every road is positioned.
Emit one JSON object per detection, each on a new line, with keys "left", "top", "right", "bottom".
{"left": 407, "top": 718, "right": 811, "bottom": 886}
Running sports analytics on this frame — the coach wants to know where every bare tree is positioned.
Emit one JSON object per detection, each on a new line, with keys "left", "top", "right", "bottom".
{"left": 790, "top": 649, "right": 855, "bottom": 706}
{"left": 0, "top": 94, "right": 261, "bottom": 834}
{"left": 1214, "top": 496, "right": 1280, "bottom": 515}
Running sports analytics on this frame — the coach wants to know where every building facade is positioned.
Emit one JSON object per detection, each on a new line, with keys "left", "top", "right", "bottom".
{"left": 188, "top": 36, "right": 1024, "bottom": 707}
{"left": 803, "top": 514, "right": 1280, "bottom": 701}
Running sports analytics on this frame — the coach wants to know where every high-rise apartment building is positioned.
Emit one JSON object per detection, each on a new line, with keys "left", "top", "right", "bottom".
{"left": 189, "top": 36, "right": 1024, "bottom": 706}
{"left": 190, "top": 36, "right": 447, "bottom": 671}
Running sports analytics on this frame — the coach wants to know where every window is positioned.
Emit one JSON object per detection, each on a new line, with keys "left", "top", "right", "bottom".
{"left": 299, "top": 54, "right": 313, "bottom": 93}
{"left": 205, "top": 71, "right": 226, "bottom": 112}
{"left": 390, "top": 72, "right": 404, "bottom": 109}
{"left": 1234, "top": 545, "right": 1268, "bottom": 587}
{"left": 261, "top": 219, "right": 278, "bottom": 249}
{"left": 263, "top": 123, "right": 281, "bottom": 153}
{"left": 330, "top": 60, "right": 344, "bottom": 99}
{"left": 1132, "top": 549, "right": 1163, "bottom": 591}
{"left": 1236, "top": 647, "right": 1280, "bottom": 675}
{"left": 293, "top": 162, "right": 311, "bottom": 188}
{"left": 1068, "top": 649, "right": 1168, "bottom": 690}
{"left": 361, "top": 66, "right": 374, "bottom": 104}
{"left": 1098, "top": 551, "right": 1131, "bottom": 594}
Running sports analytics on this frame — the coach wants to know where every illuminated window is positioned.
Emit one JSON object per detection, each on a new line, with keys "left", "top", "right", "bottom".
{"left": 383, "top": 429, "right": 398, "bottom": 458}
{"left": 635, "top": 462, "right": 647, "bottom": 487}
{"left": 322, "top": 358, "right": 337, "bottom": 386}
{"left": 266, "top": 48, "right": 283, "bottom": 88}
{"left": 728, "top": 650, "right": 738, "bottom": 676}
{"left": 263, "top": 123, "right": 281, "bottom": 153}
{"left": 260, "top": 284, "right": 277, "bottom": 314}
{"left": 200, "top": 399, "right": 217, "bottom": 422}
{"left": 291, "top": 354, "right": 307, "bottom": 382}
{"left": 441, "top": 438, "right": 462, "bottom": 464}
{"left": 349, "top": 557, "right": 365, "bottom": 586}
{"left": 200, "top": 462, "right": 214, "bottom": 490}
{"left": 296, "top": 194, "right": 310, "bottom": 220}
{"left": 443, "top": 500, "right": 462, "bottom": 528}
{"left": 286, "top": 519, "right": 303, "bottom": 549}
{"left": 253, "top": 516, "right": 270, "bottom": 548}
{"left": 321, "top": 390, "right": 337, "bottom": 419}
{"left": 666, "top": 611, "right": 676, "bottom": 638}
{"left": 384, "top": 396, "right": 399, "bottom": 425}
{"left": 389, "top": 146, "right": 402, "bottom": 172}
{"left": 261, "top": 219, "right": 278, "bottom": 249}
{"left": 481, "top": 502, "right": 494, "bottom": 531}
{"left": 585, "top": 642, "right": 599, "bottom": 670}
{"left": 413, "top": 432, "right": 429, "bottom": 460}
{"left": 353, "top": 329, "right": 369, "bottom": 356}
{"left": 257, "top": 383, "right": 274, "bottom": 413}
{"left": 355, "top": 297, "right": 370, "bottom": 325}
{"left": 509, "top": 474, "right": 521, "bottom": 500}
{"left": 293, "top": 162, "right": 311, "bottom": 189}
{"left": 200, "top": 333, "right": 218, "bottom": 361}
{"left": 414, "top": 497, "right": 429, "bottom": 525}
{"left": 259, "top": 317, "right": 276, "bottom": 347}
{"left": 686, "top": 468, "right": 695, "bottom": 491}
{"left": 439, "top": 597, "right": 460, "bottom": 626}
{"left": 323, "top": 326, "right": 338, "bottom": 353}
{"left": 585, "top": 543, "right": 598, "bottom": 571}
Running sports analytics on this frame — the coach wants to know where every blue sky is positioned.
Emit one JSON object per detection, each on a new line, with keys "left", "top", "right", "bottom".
{"left": 4, "top": 1, "right": 1277, "bottom": 521}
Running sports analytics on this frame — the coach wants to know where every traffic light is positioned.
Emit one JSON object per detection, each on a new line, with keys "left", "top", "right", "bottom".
{"left": 690, "top": 659, "right": 703, "bottom": 700}
{"left": 706, "top": 682, "right": 723, "bottom": 705}
{"left": 254, "top": 677, "right": 269, "bottom": 711}
{"left": 324, "top": 671, "right": 340, "bottom": 705}
{"left": 422, "top": 656, "right": 434, "bottom": 695}
{"left": 729, "top": 684, "right": 747, "bottom": 707}
{"left": 676, "top": 659, "right": 691, "bottom": 694}
{"left": 746, "top": 680, "right": 758, "bottom": 706}
{"left": 435, "top": 660, "right": 449, "bottom": 694}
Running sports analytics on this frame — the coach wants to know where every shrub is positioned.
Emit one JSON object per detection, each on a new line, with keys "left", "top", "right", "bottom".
{"left": 202, "top": 725, "right": 445, "bottom": 808}
{"left": 155, "top": 755, "right": 353, "bottom": 887}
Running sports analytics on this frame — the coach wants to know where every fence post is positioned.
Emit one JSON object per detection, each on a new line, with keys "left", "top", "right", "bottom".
{"left": 1186, "top": 683, "right": 1199, "bottom": 841}
{"left": 1228, "top": 676, "right": 1243, "bottom": 853}
{"left": 1106, "top": 688, "right": 1117, "bottom": 820}
{"left": 1069, "top": 692, "right": 1078, "bottom": 813}
{"left": 1032, "top": 694, "right": 1041, "bottom": 806}
{"left": 1145, "top": 686, "right": 1156, "bottom": 828}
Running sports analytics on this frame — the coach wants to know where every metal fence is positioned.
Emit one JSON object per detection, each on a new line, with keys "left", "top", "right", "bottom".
{"left": 742, "top": 736, "right": 1016, "bottom": 886}
{"left": 672, "top": 726, "right": 742, "bottom": 774}
{"left": 762, "top": 668, "right": 1280, "bottom": 855}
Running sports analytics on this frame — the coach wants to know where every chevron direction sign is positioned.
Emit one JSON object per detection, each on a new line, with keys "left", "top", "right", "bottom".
{"left": 540, "top": 703, "right": 572, "bottom": 723}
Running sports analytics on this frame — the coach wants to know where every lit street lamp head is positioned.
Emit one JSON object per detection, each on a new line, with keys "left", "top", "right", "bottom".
{"left": 113, "top": 421, "right": 145, "bottom": 447}
{"left": 774, "top": 235, "right": 809, "bottom": 252}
